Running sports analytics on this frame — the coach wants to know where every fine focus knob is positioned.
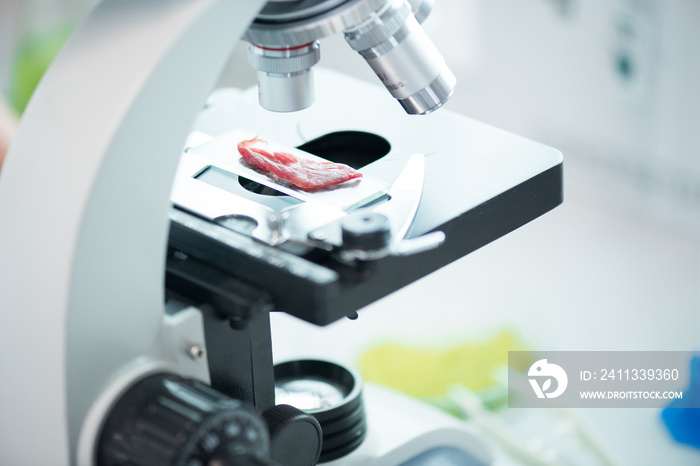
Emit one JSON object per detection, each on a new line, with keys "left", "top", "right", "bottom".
{"left": 97, "top": 374, "right": 278, "bottom": 466}
{"left": 262, "top": 404, "right": 323, "bottom": 466}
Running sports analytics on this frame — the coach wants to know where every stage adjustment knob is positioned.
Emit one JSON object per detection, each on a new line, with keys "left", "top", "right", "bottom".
{"left": 97, "top": 374, "right": 278, "bottom": 466}
{"left": 339, "top": 212, "right": 392, "bottom": 261}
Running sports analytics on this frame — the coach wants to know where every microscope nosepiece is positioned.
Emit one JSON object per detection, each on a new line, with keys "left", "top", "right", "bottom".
{"left": 244, "top": 0, "right": 454, "bottom": 114}
{"left": 247, "top": 41, "right": 321, "bottom": 112}
{"left": 345, "top": 0, "right": 455, "bottom": 115}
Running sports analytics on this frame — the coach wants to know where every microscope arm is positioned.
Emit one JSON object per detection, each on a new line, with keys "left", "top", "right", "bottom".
{"left": 0, "top": 1, "right": 265, "bottom": 464}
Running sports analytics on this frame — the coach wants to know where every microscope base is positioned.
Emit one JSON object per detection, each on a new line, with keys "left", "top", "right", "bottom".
{"left": 325, "top": 383, "right": 492, "bottom": 466}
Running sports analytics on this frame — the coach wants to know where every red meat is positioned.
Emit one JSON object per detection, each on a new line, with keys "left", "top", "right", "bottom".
{"left": 237, "top": 137, "right": 362, "bottom": 190}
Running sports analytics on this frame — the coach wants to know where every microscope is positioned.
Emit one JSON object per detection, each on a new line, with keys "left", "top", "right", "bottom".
{"left": 0, "top": 1, "right": 562, "bottom": 465}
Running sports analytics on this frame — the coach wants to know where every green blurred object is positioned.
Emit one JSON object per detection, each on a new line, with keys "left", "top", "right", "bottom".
{"left": 359, "top": 330, "right": 533, "bottom": 416}
{"left": 8, "top": 23, "right": 75, "bottom": 115}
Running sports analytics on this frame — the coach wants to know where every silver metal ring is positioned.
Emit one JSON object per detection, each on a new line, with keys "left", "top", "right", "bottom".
{"left": 344, "top": 0, "right": 411, "bottom": 52}
{"left": 355, "top": 17, "right": 414, "bottom": 59}
{"left": 247, "top": 42, "right": 321, "bottom": 74}
{"left": 397, "top": 67, "right": 456, "bottom": 115}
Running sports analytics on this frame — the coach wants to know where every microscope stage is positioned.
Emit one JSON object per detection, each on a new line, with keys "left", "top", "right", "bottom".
{"left": 168, "top": 69, "right": 562, "bottom": 325}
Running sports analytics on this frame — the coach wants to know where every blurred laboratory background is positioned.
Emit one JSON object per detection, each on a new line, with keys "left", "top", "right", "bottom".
{"left": 1, "top": 0, "right": 698, "bottom": 465}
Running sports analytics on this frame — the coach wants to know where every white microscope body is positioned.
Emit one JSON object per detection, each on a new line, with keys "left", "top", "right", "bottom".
{"left": 0, "top": 2, "right": 267, "bottom": 464}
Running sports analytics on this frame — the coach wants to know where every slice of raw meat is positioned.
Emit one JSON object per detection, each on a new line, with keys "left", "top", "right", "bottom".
{"left": 237, "top": 137, "right": 362, "bottom": 190}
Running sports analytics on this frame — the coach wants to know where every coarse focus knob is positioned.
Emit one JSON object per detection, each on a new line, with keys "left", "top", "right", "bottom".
{"left": 97, "top": 373, "right": 279, "bottom": 466}
{"left": 262, "top": 404, "right": 323, "bottom": 466}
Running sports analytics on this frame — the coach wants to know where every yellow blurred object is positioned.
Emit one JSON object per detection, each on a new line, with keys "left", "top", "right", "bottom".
{"left": 359, "top": 331, "right": 531, "bottom": 400}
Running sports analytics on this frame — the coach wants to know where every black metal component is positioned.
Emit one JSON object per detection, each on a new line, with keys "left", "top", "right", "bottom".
{"left": 165, "top": 252, "right": 276, "bottom": 411}
{"left": 322, "top": 163, "right": 564, "bottom": 319}
{"left": 168, "top": 207, "right": 339, "bottom": 324}
{"left": 166, "top": 250, "right": 272, "bottom": 324}
{"left": 168, "top": 162, "right": 563, "bottom": 326}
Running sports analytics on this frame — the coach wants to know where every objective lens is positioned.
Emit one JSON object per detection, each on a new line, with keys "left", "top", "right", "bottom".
{"left": 344, "top": 0, "right": 455, "bottom": 114}
{"left": 247, "top": 41, "right": 321, "bottom": 112}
